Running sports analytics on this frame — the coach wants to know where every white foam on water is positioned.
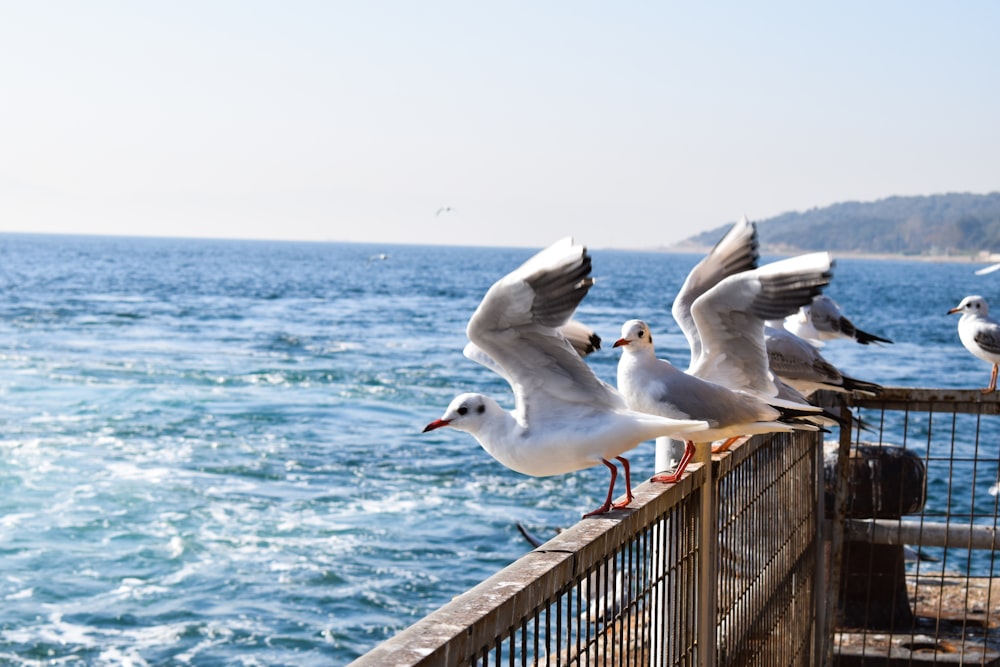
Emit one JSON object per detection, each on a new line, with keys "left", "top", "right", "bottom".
{"left": 0, "top": 512, "right": 35, "bottom": 528}
{"left": 110, "top": 578, "right": 170, "bottom": 601}
{"left": 4, "top": 587, "right": 33, "bottom": 601}
{"left": 356, "top": 489, "right": 446, "bottom": 515}
{"left": 106, "top": 461, "right": 173, "bottom": 484}
{"left": 160, "top": 560, "right": 205, "bottom": 587}
{"left": 167, "top": 536, "right": 185, "bottom": 559}
{"left": 204, "top": 478, "right": 261, "bottom": 498}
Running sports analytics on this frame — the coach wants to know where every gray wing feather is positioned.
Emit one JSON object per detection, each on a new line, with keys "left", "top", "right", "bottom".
{"left": 689, "top": 252, "right": 833, "bottom": 396}
{"left": 974, "top": 324, "right": 1000, "bottom": 355}
{"left": 466, "top": 239, "right": 624, "bottom": 419}
{"left": 672, "top": 217, "right": 759, "bottom": 362}
{"left": 463, "top": 341, "right": 512, "bottom": 385}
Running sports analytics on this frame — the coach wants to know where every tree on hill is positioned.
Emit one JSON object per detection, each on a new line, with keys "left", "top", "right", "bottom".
{"left": 684, "top": 192, "right": 1000, "bottom": 255}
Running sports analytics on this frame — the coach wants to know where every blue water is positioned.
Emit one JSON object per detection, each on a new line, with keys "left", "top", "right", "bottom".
{"left": 0, "top": 233, "right": 995, "bottom": 665}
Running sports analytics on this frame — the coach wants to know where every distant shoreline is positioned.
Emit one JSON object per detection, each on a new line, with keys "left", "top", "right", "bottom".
{"left": 658, "top": 244, "right": 998, "bottom": 265}
{"left": 828, "top": 252, "right": 992, "bottom": 264}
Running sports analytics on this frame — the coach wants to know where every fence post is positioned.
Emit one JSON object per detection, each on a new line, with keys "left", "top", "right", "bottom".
{"left": 813, "top": 428, "right": 830, "bottom": 666}
{"left": 696, "top": 445, "right": 718, "bottom": 667}
{"left": 825, "top": 397, "right": 857, "bottom": 664}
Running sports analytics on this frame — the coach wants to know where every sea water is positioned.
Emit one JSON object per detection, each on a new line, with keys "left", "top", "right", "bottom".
{"left": 0, "top": 233, "right": 994, "bottom": 665}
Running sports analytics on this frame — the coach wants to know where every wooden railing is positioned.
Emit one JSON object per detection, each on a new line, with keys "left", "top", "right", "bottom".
{"left": 350, "top": 428, "right": 825, "bottom": 667}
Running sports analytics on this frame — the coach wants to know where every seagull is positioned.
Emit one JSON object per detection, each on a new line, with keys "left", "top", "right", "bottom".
{"left": 672, "top": 216, "right": 760, "bottom": 368}
{"left": 672, "top": 218, "right": 849, "bottom": 405}
{"left": 683, "top": 250, "right": 835, "bottom": 402}
{"left": 948, "top": 295, "right": 1000, "bottom": 394}
{"left": 435, "top": 206, "right": 454, "bottom": 216}
{"left": 683, "top": 220, "right": 876, "bottom": 435}
{"left": 423, "top": 238, "right": 709, "bottom": 516}
{"left": 638, "top": 217, "right": 835, "bottom": 479}
{"left": 784, "top": 294, "right": 893, "bottom": 346}
{"left": 648, "top": 216, "right": 761, "bottom": 471}
{"left": 764, "top": 321, "right": 882, "bottom": 397}
{"left": 615, "top": 319, "right": 820, "bottom": 484}
{"left": 975, "top": 262, "right": 1000, "bottom": 276}
{"left": 618, "top": 228, "right": 833, "bottom": 482}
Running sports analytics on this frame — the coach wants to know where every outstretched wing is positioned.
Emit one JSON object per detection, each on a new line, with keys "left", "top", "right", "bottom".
{"left": 463, "top": 319, "right": 600, "bottom": 384}
{"left": 690, "top": 252, "right": 833, "bottom": 397}
{"left": 673, "top": 217, "right": 759, "bottom": 364}
{"left": 466, "top": 238, "right": 625, "bottom": 423}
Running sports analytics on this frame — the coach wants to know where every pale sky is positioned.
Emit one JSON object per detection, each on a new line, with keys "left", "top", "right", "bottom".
{"left": 2, "top": 2, "right": 998, "bottom": 249}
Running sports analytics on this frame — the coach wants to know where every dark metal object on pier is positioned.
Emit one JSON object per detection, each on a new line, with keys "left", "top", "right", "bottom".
{"left": 825, "top": 442, "right": 926, "bottom": 630}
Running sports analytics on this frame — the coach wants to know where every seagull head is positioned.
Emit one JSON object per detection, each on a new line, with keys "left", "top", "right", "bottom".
{"left": 613, "top": 319, "right": 654, "bottom": 351}
{"left": 423, "top": 393, "right": 493, "bottom": 435}
{"left": 949, "top": 295, "right": 989, "bottom": 317}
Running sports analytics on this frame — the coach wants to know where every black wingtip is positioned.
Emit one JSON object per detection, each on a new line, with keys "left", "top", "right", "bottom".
{"left": 516, "top": 522, "right": 546, "bottom": 549}
{"left": 855, "top": 329, "right": 894, "bottom": 345}
{"left": 842, "top": 376, "right": 884, "bottom": 395}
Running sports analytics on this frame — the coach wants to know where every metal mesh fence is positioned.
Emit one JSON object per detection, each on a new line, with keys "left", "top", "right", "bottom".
{"left": 825, "top": 388, "right": 1000, "bottom": 665}
{"left": 716, "top": 432, "right": 820, "bottom": 666}
{"left": 352, "top": 428, "right": 825, "bottom": 667}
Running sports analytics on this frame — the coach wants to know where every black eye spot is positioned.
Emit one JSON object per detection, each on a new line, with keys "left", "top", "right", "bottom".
{"left": 477, "top": 404, "right": 485, "bottom": 414}
{"left": 638, "top": 330, "right": 645, "bottom": 338}
{"left": 457, "top": 406, "right": 468, "bottom": 416}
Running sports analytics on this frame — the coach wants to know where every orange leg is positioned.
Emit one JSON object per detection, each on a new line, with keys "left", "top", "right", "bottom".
{"left": 583, "top": 458, "right": 619, "bottom": 517}
{"left": 711, "top": 436, "right": 743, "bottom": 454}
{"left": 650, "top": 441, "right": 695, "bottom": 484}
{"left": 611, "top": 456, "right": 634, "bottom": 510}
{"left": 984, "top": 364, "right": 999, "bottom": 394}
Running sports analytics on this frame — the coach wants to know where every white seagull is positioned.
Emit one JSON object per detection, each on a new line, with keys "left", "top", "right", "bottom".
{"left": 673, "top": 217, "right": 840, "bottom": 404}
{"left": 784, "top": 294, "right": 893, "bottom": 346}
{"left": 615, "top": 319, "right": 820, "bottom": 483}
{"left": 975, "top": 262, "right": 1000, "bottom": 276}
{"left": 671, "top": 216, "right": 760, "bottom": 370}
{"left": 667, "top": 218, "right": 863, "bottom": 444}
{"left": 764, "top": 321, "right": 882, "bottom": 397}
{"left": 423, "top": 238, "right": 709, "bottom": 516}
{"left": 948, "top": 295, "right": 1000, "bottom": 394}
{"left": 682, "top": 250, "right": 835, "bottom": 402}
{"left": 617, "top": 222, "right": 833, "bottom": 482}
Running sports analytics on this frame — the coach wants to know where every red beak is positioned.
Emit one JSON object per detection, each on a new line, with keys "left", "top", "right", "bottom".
{"left": 423, "top": 418, "right": 451, "bottom": 433}
{"left": 613, "top": 338, "right": 629, "bottom": 348}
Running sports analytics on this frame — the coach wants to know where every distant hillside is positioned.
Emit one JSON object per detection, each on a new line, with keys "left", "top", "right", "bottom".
{"left": 681, "top": 192, "right": 1000, "bottom": 256}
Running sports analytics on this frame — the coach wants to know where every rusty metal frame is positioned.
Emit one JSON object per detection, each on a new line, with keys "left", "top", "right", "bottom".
{"left": 823, "top": 387, "right": 1000, "bottom": 665}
